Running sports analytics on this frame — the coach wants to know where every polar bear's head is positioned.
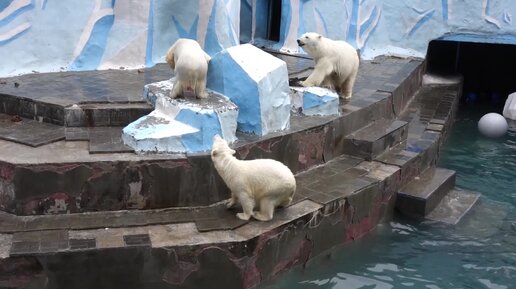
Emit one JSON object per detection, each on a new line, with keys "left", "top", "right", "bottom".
{"left": 211, "top": 135, "right": 236, "bottom": 160}
{"left": 297, "top": 32, "right": 324, "bottom": 56}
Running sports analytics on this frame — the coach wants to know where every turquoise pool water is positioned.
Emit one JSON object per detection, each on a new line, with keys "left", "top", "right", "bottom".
{"left": 258, "top": 109, "right": 516, "bottom": 289}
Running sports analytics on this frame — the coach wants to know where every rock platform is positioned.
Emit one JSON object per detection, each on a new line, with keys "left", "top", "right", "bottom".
{"left": 0, "top": 52, "right": 476, "bottom": 289}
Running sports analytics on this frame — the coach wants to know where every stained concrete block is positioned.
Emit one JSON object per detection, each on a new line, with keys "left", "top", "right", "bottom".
{"left": 122, "top": 80, "right": 238, "bottom": 153}
{"left": 396, "top": 167, "right": 456, "bottom": 217}
{"left": 290, "top": 87, "right": 339, "bottom": 116}
{"left": 207, "top": 44, "right": 290, "bottom": 135}
{"left": 342, "top": 119, "right": 408, "bottom": 161}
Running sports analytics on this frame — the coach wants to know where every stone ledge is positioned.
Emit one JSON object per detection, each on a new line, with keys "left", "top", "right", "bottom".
{"left": 0, "top": 155, "right": 397, "bottom": 234}
{"left": 0, "top": 57, "right": 425, "bottom": 214}
{"left": 0, "top": 59, "right": 472, "bottom": 289}
{"left": 65, "top": 102, "right": 153, "bottom": 127}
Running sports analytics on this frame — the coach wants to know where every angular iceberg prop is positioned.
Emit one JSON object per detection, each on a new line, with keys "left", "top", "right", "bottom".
{"left": 207, "top": 44, "right": 290, "bottom": 135}
{"left": 122, "top": 80, "right": 238, "bottom": 153}
{"left": 290, "top": 87, "right": 339, "bottom": 116}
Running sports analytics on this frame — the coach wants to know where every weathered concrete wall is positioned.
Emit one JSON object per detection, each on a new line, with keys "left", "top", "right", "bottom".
{"left": 0, "top": 0, "right": 240, "bottom": 76}
{"left": 2, "top": 187, "right": 397, "bottom": 289}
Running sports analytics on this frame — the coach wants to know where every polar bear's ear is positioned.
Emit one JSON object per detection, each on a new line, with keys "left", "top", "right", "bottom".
{"left": 317, "top": 34, "right": 322, "bottom": 40}
{"left": 166, "top": 50, "right": 175, "bottom": 69}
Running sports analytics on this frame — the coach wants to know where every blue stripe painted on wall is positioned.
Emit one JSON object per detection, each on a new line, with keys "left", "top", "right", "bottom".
{"left": 485, "top": 0, "right": 491, "bottom": 15}
{"left": 172, "top": 15, "right": 198, "bottom": 40}
{"left": 0, "top": 0, "right": 34, "bottom": 27}
{"left": 145, "top": 0, "right": 154, "bottom": 67}
{"left": 0, "top": 0, "right": 14, "bottom": 11}
{"left": 408, "top": 10, "right": 435, "bottom": 37}
{"left": 226, "top": 12, "right": 237, "bottom": 46}
{"left": 314, "top": 7, "right": 328, "bottom": 35}
{"left": 346, "top": 0, "right": 359, "bottom": 47}
{"left": 0, "top": 23, "right": 30, "bottom": 45}
{"left": 360, "top": 6, "right": 378, "bottom": 39}
{"left": 278, "top": 0, "right": 292, "bottom": 48}
{"left": 298, "top": 1, "right": 304, "bottom": 37}
{"left": 204, "top": 0, "right": 223, "bottom": 55}
{"left": 441, "top": 0, "right": 448, "bottom": 21}
{"left": 70, "top": 14, "right": 115, "bottom": 70}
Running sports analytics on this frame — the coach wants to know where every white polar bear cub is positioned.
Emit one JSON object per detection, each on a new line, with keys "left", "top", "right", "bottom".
{"left": 297, "top": 32, "right": 359, "bottom": 99}
{"left": 211, "top": 135, "right": 296, "bottom": 221}
{"left": 166, "top": 38, "right": 211, "bottom": 99}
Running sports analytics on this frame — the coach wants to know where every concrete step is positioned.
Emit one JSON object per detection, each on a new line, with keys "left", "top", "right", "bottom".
{"left": 342, "top": 118, "right": 408, "bottom": 161}
{"left": 396, "top": 167, "right": 455, "bottom": 217}
{"left": 0, "top": 113, "right": 64, "bottom": 147}
{"left": 426, "top": 189, "right": 480, "bottom": 225}
{"left": 65, "top": 102, "right": 153, "bottom": 127}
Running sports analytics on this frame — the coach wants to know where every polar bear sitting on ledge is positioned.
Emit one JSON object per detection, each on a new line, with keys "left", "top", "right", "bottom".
{"left": 166, "top": 38, "right": 211, "bottom": 99}
{"left": 297, "top": 32, "right": 359, "bottom": 99}
{"left": 211, "top": 135, "right": 296, "bottom": 221}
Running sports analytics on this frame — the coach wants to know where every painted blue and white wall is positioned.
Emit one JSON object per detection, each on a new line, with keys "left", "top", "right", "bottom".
{"left": 0, "top": 0, "right": 240, "bottom": 76}
{"left": 2, "top": 0, "right": 516, "bottom": 77}
{"left": 244, "top": 0, "right": 516, "bottom": 59}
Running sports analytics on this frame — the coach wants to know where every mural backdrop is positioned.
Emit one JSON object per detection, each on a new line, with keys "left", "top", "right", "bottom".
{"left": 1, "top": 0, "right": 515, "bottom": 76}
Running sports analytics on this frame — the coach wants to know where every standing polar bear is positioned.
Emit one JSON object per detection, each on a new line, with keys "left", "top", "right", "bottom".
{"left": 297, "top": 32, "right": 359, "bottom": 99}
{"left": 211, "top": 135, "right": 296, "bottom": 221}
{"left": 165, "top": 38, "right": 211, "bottom": 99}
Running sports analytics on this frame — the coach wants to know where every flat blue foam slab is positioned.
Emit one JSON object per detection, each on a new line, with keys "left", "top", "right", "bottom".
{"left": 290, "top": 87, "right": 339, "bottom": 116}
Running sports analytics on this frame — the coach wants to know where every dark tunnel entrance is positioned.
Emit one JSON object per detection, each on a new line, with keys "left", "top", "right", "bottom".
{"left": 426, "top": 40, "right": 516, "bottom": 112}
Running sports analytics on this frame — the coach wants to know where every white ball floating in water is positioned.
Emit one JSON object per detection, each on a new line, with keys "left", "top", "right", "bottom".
{"left": 478, "top": 113, "right": 508, "bottom": 138}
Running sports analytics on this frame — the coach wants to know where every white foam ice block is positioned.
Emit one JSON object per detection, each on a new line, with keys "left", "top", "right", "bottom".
{"left": 122, "top": 79, "right": 238, "bottom": 153}
{"left": 290, "top": 86, "right": 339, "bottom": 116}
{"left": 207, "top": 44, "right": 290, "bottom": 136}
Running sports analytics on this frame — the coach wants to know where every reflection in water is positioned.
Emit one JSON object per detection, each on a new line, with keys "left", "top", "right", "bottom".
{"left": 258, "top": 109, "right": 516, "bottom": 289}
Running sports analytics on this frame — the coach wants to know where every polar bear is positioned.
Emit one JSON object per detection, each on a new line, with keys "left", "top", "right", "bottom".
{"left": 211, "top": 135, "right": 296, "bottom": 221}
{"left": 165, "top": 38, "right": 211, "bottom": 99}
{"left": 297, "top": 32, "right": 359, "bottom": 99}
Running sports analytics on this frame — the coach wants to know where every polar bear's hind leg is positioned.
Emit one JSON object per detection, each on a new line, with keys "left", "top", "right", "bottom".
{"left": 236, "top": 193, "right": 255, "bottom": 221}
{"left": 253, "top": 198, "right": 275, "bottom": 221}
{"left": 195, "top": 78, "right": 208, "bottom": 99}
{"left": 170, "top": 81, "right": 183, "bottom": 99}
{"left": 340, "top": 69, "right": 358, "bottom": 99}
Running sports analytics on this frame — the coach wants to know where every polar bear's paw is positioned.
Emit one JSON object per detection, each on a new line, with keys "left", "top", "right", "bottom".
{"left": 237, "top": 212, "right": 252, "bottom": 221}
{"left": 301, "top": 80, "right": 316, "bottom": 87}
{"left": 341, "top": 94, "right": 352, "bottom": 100}
{"left": 226, "top": 198, "right": 236, "bottom": 209}
{"left": 196, "top": 91, "right": 209, "bottom": 99}
{"left": 252, "top": 211, "right": 273, "bottom": 222}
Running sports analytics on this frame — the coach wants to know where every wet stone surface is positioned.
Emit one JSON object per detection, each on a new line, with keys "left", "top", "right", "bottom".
{"left": 0, "top": 54, "right": 470, "bottom": 289}
{"left": 342, "top": 119, "right": 408, "bottom": 161}
{"left": 88, "top": 127, "right": 134, "bottom": 154}
{"left": 0, "top": 114, "right": 64, "bottom": 147}
{"left": 397, "top": 167, "right": 456, "bottom": 217}
{"left": 0, "top": 65, "right": 172, "bottom": 106}
{"left": 426, "top": 189, "right": 480, "bottom": 225}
